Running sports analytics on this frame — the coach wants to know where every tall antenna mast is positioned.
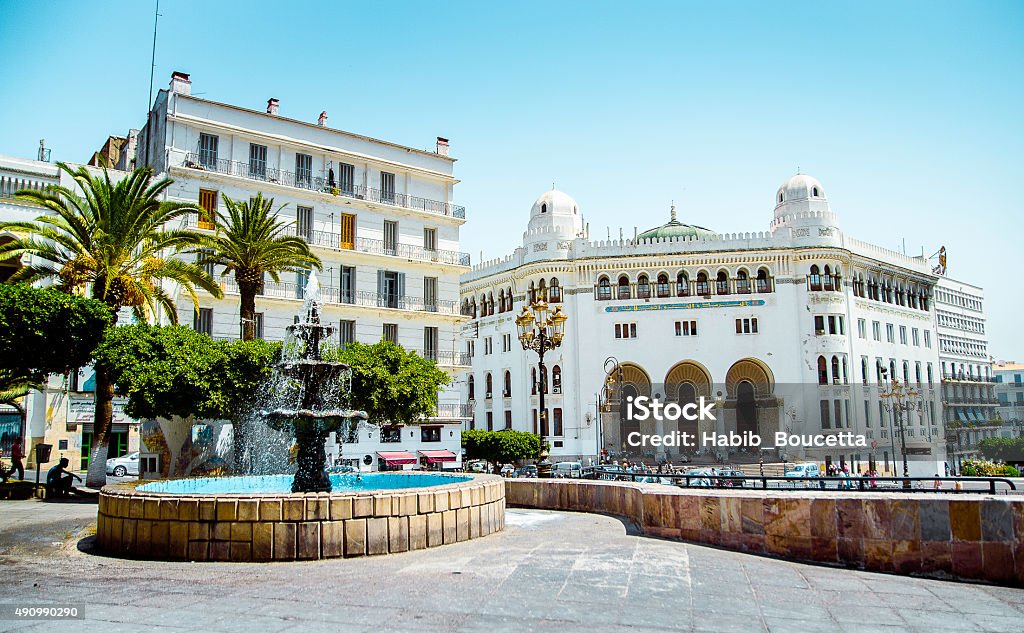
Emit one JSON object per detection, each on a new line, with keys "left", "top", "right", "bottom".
{"left": 147, "top": 0, "right": 160, "bottom": 112}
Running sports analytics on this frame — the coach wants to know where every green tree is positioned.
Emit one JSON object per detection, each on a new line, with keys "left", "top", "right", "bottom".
{"left": 331, "top": 341, "right": 451, "bottom": 426}
{"left": 0, "top": 283, "right": 110, "bottom": 383}
{"left": 0, "top": 164, "right": 221, "bottom": 487}
{"left": 94, "top": 325, "right": 280, "bottom": 473}
{"left": 198, "top": 193, "right": 321, "bottom": 340}
{"left": 93, "top": 325, "right": 279, "bottom": 421}
{"left": 462, "top": 429, "right": 542, "bottom": 473}
{"left": 978, "top": 437, "right": 1024, "bottom": 463}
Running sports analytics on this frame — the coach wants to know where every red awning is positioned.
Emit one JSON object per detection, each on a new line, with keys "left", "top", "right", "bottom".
{"left": 376, "top": 451, "right": 417, "bottom": 465}
{"left": 419, "top": 450, "right": 458, "bottom": 464}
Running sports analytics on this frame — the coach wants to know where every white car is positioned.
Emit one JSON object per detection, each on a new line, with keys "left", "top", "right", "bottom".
{"left": 106, "top": 452, "right": 139, "bottom": 477}
{"left": 553, "top": 461, "right": 583, "bottom": 478}
{"left": 784, "top": 462, "right": 821, "bottom": 478}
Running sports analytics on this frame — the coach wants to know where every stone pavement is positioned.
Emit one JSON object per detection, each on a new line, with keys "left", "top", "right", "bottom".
{"left": 1, "top": 500, "right": 1023, "bottom": 632}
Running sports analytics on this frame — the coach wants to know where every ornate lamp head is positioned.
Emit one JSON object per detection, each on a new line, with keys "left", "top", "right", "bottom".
{"left": 549, "top": 306, "right": 567, "bottom": 344}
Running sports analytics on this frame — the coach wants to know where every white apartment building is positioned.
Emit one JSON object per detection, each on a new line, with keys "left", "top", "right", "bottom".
{"left": 994, "top": 362, "right": 1024, "bottom": 438}
{"left": 461, "top": 174, "right": 950, "bottom": 476}
{"left": 933, "top": 277, "right": 998, "bottom": 469}
{"left": 132, "top": 71, "right": 471, "bottom": 471}
{"left": 1, "top": 71, "right": 472, "bottom": 473}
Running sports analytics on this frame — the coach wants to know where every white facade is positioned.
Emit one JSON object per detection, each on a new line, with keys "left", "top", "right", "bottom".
{"left": 133, "top": 72, "right": 471, "bottom": 470}
{"left": 461, "top": 175, "right": 950, "bottom": 475}
{"left": 994, "top": 362, "right": 1024, "bottom": 438}
{"left": 934, "top": 277, "right": 999, "bottom": 467}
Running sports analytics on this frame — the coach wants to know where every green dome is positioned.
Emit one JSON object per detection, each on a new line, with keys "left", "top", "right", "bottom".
{"left": 637, "top": 206, "right": 714, "bottom": 240}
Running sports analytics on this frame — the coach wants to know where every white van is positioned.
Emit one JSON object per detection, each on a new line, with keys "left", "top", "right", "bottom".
{"left": 553, "top": 461, "right": 583, "bottom": 478}
{"left": 784, "top": 462, "right": 821, "bottom": 478}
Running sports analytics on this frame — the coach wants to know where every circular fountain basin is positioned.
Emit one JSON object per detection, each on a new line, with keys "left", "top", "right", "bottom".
{"left": 97, "top": 473, "right": 505, "bottom": 562}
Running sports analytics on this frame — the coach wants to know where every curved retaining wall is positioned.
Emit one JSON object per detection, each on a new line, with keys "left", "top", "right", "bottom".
{"left": 97, "top": 474, "right": 505, "bottom": 561}
{"left": 507, "top": 479, "right": 1024, "bottom": 585}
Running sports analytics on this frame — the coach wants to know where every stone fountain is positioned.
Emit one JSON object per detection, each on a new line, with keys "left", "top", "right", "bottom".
{"left": 264, "top": 271, "right": 367, "bottom": 492}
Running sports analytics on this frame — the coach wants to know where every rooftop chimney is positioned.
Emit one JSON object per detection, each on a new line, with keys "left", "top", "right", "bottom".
{"left": 170, "top": 71, "right": 191, "bottom": 96}
{"left": 267, "top": 98, "right": 279, "bottom": 115}
{"left": 436, "top": 137, "right": 450, "bottom": 157}
{"left": 317, "top": 111, "right": 328, "bottom": 127}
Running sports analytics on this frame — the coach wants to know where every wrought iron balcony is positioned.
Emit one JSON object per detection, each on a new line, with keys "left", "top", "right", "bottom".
{"left": 308, "top": 231, "right": 470, "bottom": 266}
{"left": 219, "top": 279, "right": 459, "bottom": 315}
{"left": 432, "top": 403, "right": 473, "bottom": 419}
{"left": 181, "top": 153, "right": 466, "bottom": 219}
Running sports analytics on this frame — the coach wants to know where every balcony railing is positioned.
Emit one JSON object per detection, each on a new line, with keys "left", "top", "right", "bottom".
{"left": 181, "top": 153, "right": 466, "bottom": 219}
{"left": 309, "top": 231, "right": 470, "bottom": 266}
{"left": 942, "top": 373, "right": 998, "bottom": 383}
{"left": 220, "top": 279, "right": 458, "bottom": 314}
{"left": 432, "top": 403, "right": 473, "bottom": 419}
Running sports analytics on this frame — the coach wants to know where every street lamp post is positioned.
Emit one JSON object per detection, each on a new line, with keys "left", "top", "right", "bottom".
{"left": 516, "top": 300, "right": 567, "bottom": 478}
{"left": 598, "top": 357, "right": 622, "bottom": 464}
{"left": 879, "top": 368, "right": 922, "bottom": 488}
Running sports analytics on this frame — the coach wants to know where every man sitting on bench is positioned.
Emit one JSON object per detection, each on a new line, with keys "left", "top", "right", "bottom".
{"left": 46, "top": 458, "right": 82, "bottom": 497}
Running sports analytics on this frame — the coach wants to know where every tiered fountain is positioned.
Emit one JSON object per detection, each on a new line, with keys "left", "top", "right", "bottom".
{"left": 264, "top": 272, "right": 367, "bottom": 492}
{"left": 96, "top": 271, "right": 506, "bottom": 561}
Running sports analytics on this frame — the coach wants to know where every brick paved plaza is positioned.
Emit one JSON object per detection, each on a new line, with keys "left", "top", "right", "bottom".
{"left": 2, "top": 500, "right": 1023, "bottom": 632}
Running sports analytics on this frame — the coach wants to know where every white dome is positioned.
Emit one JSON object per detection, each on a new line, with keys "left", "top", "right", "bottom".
{"left": 525, "top": 189, "right": 584, "bottom": 242}
{"left": 530, "top": 189, "right": 580, "bottom": 219}
{"left": 776, "top": 174, "right": 826, "bottom": 206}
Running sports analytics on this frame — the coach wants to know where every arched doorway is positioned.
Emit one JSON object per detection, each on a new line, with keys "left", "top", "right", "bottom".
{"left": 724, "top": 358, "right": 777, "bottom": 454}
{"left": 664, "top": 361, "right": 713, "bottom": 458}
{"left": 606, "top": 363, "right": 651, "bottom": 459}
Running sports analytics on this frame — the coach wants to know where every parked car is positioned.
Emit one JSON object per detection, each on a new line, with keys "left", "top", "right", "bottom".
{"left": 500, "top": 464, "right": 516, "bottom": 477}
{"left": 106, "top": 452, "right": 139, "bottom": 477}
{"left": 467, "top": 461, "right": 489, "bottom": 473}
{"left": 553, "top": 461, "right": 583, "bottom": 478}
{"left": 784, "top": 462, "right": 821, "bottom": 478}
{"left": 514, "top": 465, "right": 538, "bottom": 478}
{"left": 682, "top": 468, "right": 713, "bottom": 487}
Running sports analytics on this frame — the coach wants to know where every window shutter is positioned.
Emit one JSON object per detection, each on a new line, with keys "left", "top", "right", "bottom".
{"left": 377, "top": 270, "right": 385, "bottom": 307}
{"left": 398, "top": 273, "right": 406, "bottom": 301}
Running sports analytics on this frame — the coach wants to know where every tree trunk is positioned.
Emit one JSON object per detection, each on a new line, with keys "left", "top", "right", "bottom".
{"left": 239, "top": 282, "right": 258, "bottom": 341}
{"left": 85, "top": 367, "right": 115, "bottom": 488}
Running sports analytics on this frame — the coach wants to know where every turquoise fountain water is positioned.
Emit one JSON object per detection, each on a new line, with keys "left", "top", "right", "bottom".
{"left": 139, "top": 472, "right": 471, "bottom": 495}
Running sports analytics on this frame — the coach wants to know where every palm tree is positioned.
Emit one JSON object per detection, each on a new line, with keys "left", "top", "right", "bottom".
{"left": 0, "top": 163, "right": 222, "bottom": 487}
{"left": 199, "top": 193, "right": 321, "bottom": 341}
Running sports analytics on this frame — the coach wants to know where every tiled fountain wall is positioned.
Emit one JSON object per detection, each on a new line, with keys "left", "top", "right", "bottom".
{"left": 97, "top": 474, "right": 505, "bottom": 561}
{"left": 507, "top": 479, "right": 1024, "bottom": 585}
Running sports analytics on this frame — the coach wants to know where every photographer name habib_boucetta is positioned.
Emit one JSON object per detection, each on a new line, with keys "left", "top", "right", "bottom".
{"left": 625, "top": 431, "right": 868, "bottom": 449}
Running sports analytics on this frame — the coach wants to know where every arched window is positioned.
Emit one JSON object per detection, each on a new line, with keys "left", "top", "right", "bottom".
{"left": 529, "top": 281, "right": 536, "bottom": 304}
{"left": 480, "top": 294, "right": 488, "bottom": 316}
{"left": 468, "top": 375, "right": 475, "bottom": 400}
{"left": 695, "top": 272, "right": 710, "bottom": 296}
{"left": 823, "top": 265, "right": 833, "bottom": 291}
{"left": 831, "top": 356, "right": 840, "bottom": 385}
{"left": 552, "top": 365, "right": 562, "bottom": 393}
{"left": 756, "top": 268, "right": 771, "bottom": 293}
{"left": 531, "top": 367, "right": 537, "bottom": 395}
{"left": 636, "top": 274, "right": 650, "bottom": 299}
{"left": 779, "top": 192, "right": 784, "bottom": 203}
{"left": 503, "top": 370, "right": 511, "bottom": 397}
{"left": 507, "top": 287, "right": 513, "bottom": 311}
{"left": 812, "top": 187, "right": 819, "bottom": 197}
{"left": 903, "top": 361, "right": 910, "bottom": 384}
{"left": 716, "top": 270, "right": 729, "bottom": 295}
{"left": 540, "top": 365, "right": 549, "bottom": 394}
{"left": 889, "top": 360, "right": 897, "bottom": 381}
{"left": 617, "top": 275, "right": 631, "bottom": 300}
{"left": 656, "top": 273, "right": 670, "bottom": 298}
{"left": 541, "top": 203, "right": 547, "bottom": 214}
{"left": 736, "top": 270, "right": 749, "bottom": 294}
{"left": 809, "top": 265, "right": 822, "bottom": 291}
{"left": 497, "top": 290, "right": 505, "bottom": 313}
{"left": 538, "top": 278, "right": 547, "bottom": 302}
{"left": 461, "top": 298, "right": 470, "bottom": 316}
{"left": 488, "top": 292, "right": 494, "bottom": 315}
{"left": 927, "top": 364, "right": 933, "bottom": 384}
{"left": 597, "top": 276, "right": 611, "bottom": 300}
{"left": 485, "top": 373, "right": 493, "bottom": 399}
{"left": 470, "top": 297, "right": 477, "bottom": 318}
{"left": 676, "top": 271, "right": 689, "bottom": 297}
{"left": 861, "top": 357, "right": 868, "bottom": 385}
{"left": 818, "top": 356, "right": 828, "bottom": 385}
{"left": 549, "top": 278, "right": 561, "bottom": 303}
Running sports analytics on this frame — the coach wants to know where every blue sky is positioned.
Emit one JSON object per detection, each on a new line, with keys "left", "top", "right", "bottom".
{"left": 1, "top": 1, "right": 1022, "bottom": 358}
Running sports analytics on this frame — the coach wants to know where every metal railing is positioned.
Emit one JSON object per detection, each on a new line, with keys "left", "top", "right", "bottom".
{"left": 584, "top": 468, "right": 1017, "bottom": 495}
{"left": 942, "top": 373, "right": 998, "bottom": 383}
{"left": 220, "top": 279, "right": 458, "bottom": 314}
{"left": 182, "top": 153, "right": 466, "bottom": 219}
{"left": 433, "top": 403, "right": 473, "bottom": 418}
{"left": 309, "top": 231, "right": 470, "bottom": 266}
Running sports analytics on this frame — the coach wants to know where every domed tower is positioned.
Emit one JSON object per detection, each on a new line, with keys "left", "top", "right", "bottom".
{"left": 770, "top": 173, "right": 839, "bottom": 237}
{"left": 522, "top": 189, "right": 584, "bottom": 261}
{"left": 637, "top": 204, "right": 714, "bottom": 241}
